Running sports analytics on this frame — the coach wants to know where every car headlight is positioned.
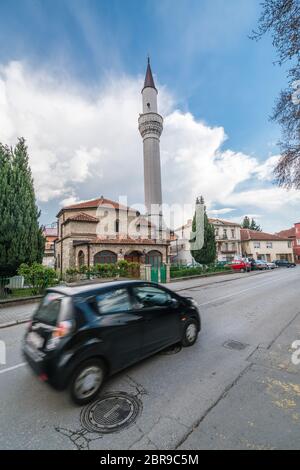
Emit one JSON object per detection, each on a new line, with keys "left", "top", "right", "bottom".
{"left": 190, "top": 298, "right": 198, "bottom": 308}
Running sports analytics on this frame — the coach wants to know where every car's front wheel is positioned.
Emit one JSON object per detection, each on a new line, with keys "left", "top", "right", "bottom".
{"left": 70, "top": 358, "right": 106, "bottom": 405}
{"left": 182, "top": 320, "right": 199, "bottom": 347}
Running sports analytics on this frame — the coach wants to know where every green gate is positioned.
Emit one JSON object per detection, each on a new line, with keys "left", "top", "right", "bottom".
{"left": 151, "top": 264, "right": 166, "bottom": 283}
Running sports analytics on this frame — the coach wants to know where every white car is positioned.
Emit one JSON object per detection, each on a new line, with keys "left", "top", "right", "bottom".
{"left": 266, "top": 261, "right": 276, "bottom": 269}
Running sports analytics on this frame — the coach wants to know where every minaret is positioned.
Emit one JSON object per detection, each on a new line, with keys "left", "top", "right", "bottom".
{"left": 138, "top": 58, "right": 163, "bottom": 237}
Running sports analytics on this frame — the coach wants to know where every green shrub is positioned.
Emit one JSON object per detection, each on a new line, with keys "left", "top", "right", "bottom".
{"left": 18, "top": 263, "right": 58, "bottom": 295}
{"left": 170, "top": 265, "right": 230, "bottom": 279}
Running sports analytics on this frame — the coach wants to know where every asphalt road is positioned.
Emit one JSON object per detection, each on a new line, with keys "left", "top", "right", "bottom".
{"left": 0, "top": 267, "right": 299, "bottom": 450}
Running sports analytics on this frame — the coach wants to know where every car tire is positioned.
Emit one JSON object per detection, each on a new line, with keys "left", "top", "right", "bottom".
{"left": 240, "top": 268, "right": 245, "bottom": 273}
{"left": 182, "top": 320, "right": 199, "bottom": 347}
{"left": 70, "top": 358, "right": 106, "bottom": 406}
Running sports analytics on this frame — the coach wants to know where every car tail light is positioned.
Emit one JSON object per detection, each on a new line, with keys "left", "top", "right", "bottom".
{"left": 52, "top": 321, "right": 72, "bottom": 338}
{"left": 46, "top": 320, "right": 73, "bottom": 351}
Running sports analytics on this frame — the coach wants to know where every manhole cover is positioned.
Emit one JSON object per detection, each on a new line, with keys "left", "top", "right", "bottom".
{"left": 223, "top": 340, "right": 248, "bottom": 351}
{"left": 80, "top": 392, "right": 141, "bottom": 434}
{"left": 160, "top": 343, "right": 182, "bottom": 355}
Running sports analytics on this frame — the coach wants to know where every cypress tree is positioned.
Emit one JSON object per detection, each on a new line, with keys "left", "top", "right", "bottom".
{"left": 249, "top": 218, "right": 261, "bottom": 232}
{"left": 191, "top": 196, "right": 216, "bottom": 265}
{"left": 242, "top": 216, "right": 251, "bottom": 229}
{"left": 0, "top": 144, "right": 14, "bottom": 275}
{"left": 0, "top": 138, "right": 44, "bottom": 275}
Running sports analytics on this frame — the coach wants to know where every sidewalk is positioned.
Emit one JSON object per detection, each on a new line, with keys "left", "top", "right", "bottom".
{"left": 180, "top": 311, "right": 300, "bottom": 449}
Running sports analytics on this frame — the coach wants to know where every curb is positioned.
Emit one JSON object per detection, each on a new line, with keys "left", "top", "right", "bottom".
{"left": 0, "top": 318, "right": 30, "bottom": 329}
{"left": 170, "top": 270, "right": 233, "bottom": 282}
{"left": 0, "top": 296, "right": 42, "bottom": 308}
{"left": 171, "top": 269, "right": 271, "bottom": 291}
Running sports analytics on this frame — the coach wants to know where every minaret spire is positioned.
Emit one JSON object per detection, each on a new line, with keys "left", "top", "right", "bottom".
{"left": 143, "top": 56, "right": 156, "bottom": 91}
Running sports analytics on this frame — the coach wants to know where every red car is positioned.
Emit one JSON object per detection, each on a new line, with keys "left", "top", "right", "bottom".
{"left": 226, "top": 258, "right": 251, "bottom": 273}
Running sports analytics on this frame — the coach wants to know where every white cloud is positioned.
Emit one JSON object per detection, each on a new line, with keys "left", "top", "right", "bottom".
{"left": 208, "top": 208, "right": 236, "bottom": 216}
{"left": 254, "top": 155, "right": 280, "bottom": 181}
{"left": 0, "top": 60, "right": 298, "bottom": 232}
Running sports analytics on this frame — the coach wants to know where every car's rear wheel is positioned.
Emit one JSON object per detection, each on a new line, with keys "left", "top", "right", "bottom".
{"left": 70, "top": 359, "right": 106, "bottom": 405}
{"left": 182, "top": 320, "right": 198, "bottom": 347}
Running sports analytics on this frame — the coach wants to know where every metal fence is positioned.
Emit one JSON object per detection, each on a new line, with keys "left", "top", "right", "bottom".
{"left": 0, "top": 275, "right": 25, "bottom": 299}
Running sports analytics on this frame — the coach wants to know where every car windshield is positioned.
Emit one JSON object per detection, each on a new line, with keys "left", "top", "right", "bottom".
{"left": 34, "top": 292, "right": 65, "bottom": 326}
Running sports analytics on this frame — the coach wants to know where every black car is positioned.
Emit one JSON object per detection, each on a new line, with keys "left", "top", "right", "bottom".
{"left": 23, "top": 280, "right": 201, "bottom": 405}
{"left": 274, "top": 260, "right": 296, "bottom": 268}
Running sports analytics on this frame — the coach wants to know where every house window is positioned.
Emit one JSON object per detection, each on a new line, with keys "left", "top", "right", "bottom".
{"left": 288, "top": 241, "right": 292, "bottom": 247}
{"left": 94, "top": 250, "right": 117, "bottom": 264}
{"left": 215, "top": 228, "right": 219, "bottom": 237}
{"left": 266, "top": 242, "right": 272, "bottom": 248}
{"left": 297, "top": 239, "right": 300, "bottom": 245}
{"left": 254, "top": 242, "right": 260, "bottom": 248}
{"left": 115, "top": 218, "right": 120, "bottom": 233}
{"left": 231, "top": 229, "right": 235, "bottom": 238}
{"left": 223, "top": 229, "right": 227, "bottom": 239}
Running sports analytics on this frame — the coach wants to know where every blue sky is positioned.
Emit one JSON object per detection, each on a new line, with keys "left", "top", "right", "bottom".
{"left": 0, "top": 0, "right": 298, "bottom": 231}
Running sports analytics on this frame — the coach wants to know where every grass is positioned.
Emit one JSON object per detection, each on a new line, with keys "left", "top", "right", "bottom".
{"left": 0, "top": 288, "right": 39, "bottom": 300}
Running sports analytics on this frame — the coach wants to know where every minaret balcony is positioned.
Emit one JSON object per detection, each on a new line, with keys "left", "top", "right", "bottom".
{"left": 138, "top": 112, "right": 163, "bottom": 138}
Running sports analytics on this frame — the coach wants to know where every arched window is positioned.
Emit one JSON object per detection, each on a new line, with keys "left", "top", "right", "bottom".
{"left": 115, "top": 218, "right": 120, "bottom": 233}
{"left": 78, "top": 250, "right": 85, "bottom": 267}
{"left": 94, "top": 250, "right": 117, "bottom": 264}
{"left": 145, "top": 250, "right": 162, "bottom": 267}
{"left": 125, "top": 251, "right": 142, "bottom": 263}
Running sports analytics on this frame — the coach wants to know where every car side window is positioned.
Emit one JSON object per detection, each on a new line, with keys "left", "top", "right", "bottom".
{"left": 133, "top": 285, "right": 172, "bottom": 308}
{"left": 96, "top": 288, "right": 132, "bottom": 314}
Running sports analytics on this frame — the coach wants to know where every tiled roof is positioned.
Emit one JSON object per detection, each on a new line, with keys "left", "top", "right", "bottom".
{"left": 72, "top": 235, "right": 170, "bottom": 245}
{"left": 94, "top": 236, "right": 156, "bottom": 245}
{"left": 43, "top": 227, "right": 58, "bottom": 237}
{"left": 276, "top": 227, "right": 295, "bottom": 239}
{"left": 241, "top": 229, "right": 289, "bottom": 242}
{"left": 57, "top": 196, "right": 133, "bottom": 217}
{"left": 64, "top": 212, "right": 99, "bottom": 224}
{"left": 209, "top": 218, "right": 240, "bottom": 227}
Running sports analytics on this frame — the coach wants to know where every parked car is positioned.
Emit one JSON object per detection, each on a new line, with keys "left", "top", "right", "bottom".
{"left": 226, "top": 259, "right": 251, "bottom": 273}
{"left": 257, "top": 260, "right": 269, "bottom": 270}
{"left": 265, "top": 261, "right": 276, "bottom": 269}
{"left": 249, "top": 259, "right": 268, "bottom": 270}
{"left": 274, "top": 260, "right": 296, "bottom": 268}
{"left": 23, "top": 281, "right": 201, "bottom": 405}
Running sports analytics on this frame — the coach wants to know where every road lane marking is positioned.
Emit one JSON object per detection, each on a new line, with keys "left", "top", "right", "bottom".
{"left": 198, "top": 273, "right": 297, "bottom": 307}
{"left": 0, "top": 362, "right": 26, "bottom": 374}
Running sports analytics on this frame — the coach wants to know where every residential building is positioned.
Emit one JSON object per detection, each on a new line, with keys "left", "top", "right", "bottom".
{"left": 170, "top": 219, "right": 194, "bottom": 265}
{"left": 241, "top": 229, "right": 294, "bottom": 262}
{"left": 42, "top": 225, "right": 58, "bottom": 268}
{"left": 210, "top": 218, "right": 242, "bottom": 261}
{"left": 276, "top": 222, "right": 300, "bottom": 264}
{"left": 170, "top": 217, "right": 242, "bottom": 264}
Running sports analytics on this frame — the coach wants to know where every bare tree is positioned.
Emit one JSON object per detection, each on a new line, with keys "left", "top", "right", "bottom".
{"left": 251, "top": 0, "right": 300, "bottom": 188}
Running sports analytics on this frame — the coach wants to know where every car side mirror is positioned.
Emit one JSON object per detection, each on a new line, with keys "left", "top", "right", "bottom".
{"left": 167, "top": 298, "right": 179, "bottom": 308}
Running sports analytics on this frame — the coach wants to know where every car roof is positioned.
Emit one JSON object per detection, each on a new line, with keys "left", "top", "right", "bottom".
{"left": 46, "top": 280, "right": 163, "bottom": 297}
